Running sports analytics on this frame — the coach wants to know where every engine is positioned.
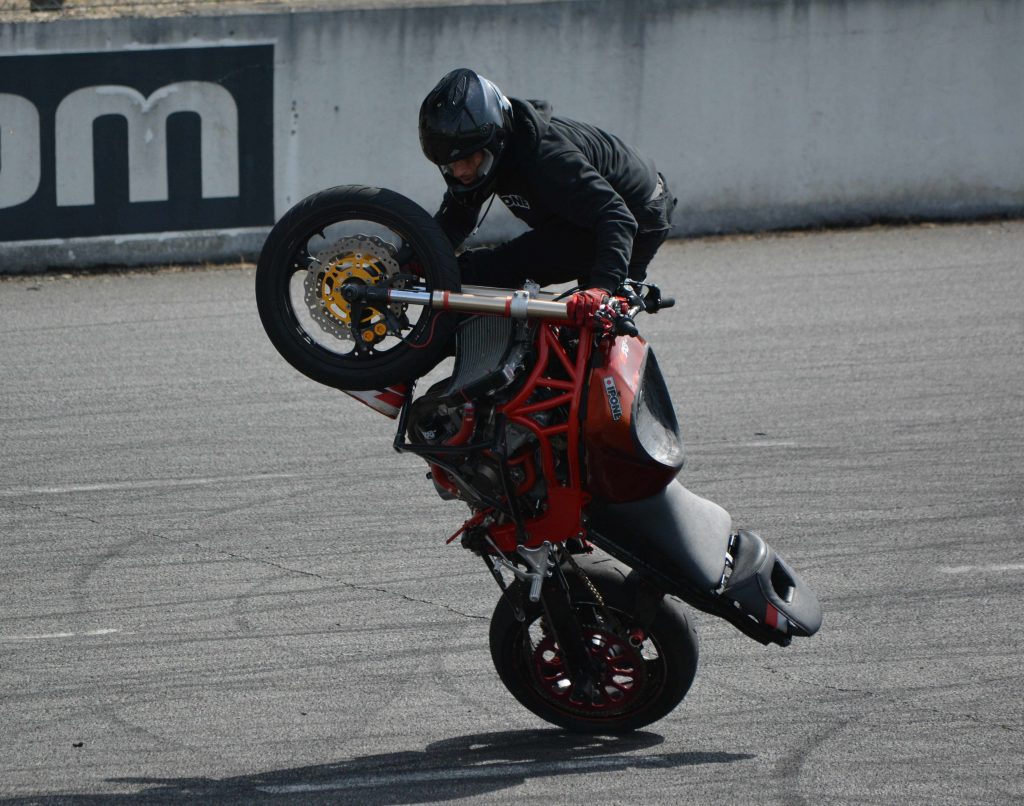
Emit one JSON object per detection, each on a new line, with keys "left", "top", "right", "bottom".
{"left": 404, "top": 314, "right": 565, "bottom": 517}
{"left": 407, "top": 386, "right": 553, "bottom": 515}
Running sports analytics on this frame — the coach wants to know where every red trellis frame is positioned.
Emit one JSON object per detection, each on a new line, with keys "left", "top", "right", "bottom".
{"left": 484, "top": 322, "right": 593, "bottom": 552}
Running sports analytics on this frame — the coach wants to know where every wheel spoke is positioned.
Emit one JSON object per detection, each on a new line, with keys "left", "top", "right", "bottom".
{"left": 529, "top": 620, "right": 652, "bottom": 716}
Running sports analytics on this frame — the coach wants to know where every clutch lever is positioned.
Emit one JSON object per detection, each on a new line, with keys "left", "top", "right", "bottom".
{"left": 640, "top": 283, "right": 675, "bottom": 312}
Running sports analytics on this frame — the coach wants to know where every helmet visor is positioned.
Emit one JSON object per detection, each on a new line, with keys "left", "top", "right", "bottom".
{"left": 440, "top": 150, "right": 494, "bottom": 180}
{"left": 420, "top": 124, "right": 496, "bottom": 167}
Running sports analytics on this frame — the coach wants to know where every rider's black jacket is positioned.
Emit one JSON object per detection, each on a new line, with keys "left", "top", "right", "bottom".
{"left": 435, "top": 98, "right": 659, "bottom": 293}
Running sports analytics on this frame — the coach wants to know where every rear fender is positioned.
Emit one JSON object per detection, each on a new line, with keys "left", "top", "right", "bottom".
{"left": 587, "top": 481, "right": 822, "bottom": 645}
{"left": 720, "top": 530, "right": 822, "bottom": 638}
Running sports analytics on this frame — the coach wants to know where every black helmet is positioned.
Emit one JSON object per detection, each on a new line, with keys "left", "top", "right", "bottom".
{"left": 419, "top": 68, "right": 513, "bottom": 206}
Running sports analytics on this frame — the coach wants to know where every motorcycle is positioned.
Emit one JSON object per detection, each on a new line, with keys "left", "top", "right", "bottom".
{"left": 255, "top": 185, "right": 822, "bottom": 733}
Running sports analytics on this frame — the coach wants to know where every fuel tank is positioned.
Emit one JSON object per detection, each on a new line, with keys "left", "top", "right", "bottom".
{"left": 585, "top": 336, "right": 685, "bottom": 502}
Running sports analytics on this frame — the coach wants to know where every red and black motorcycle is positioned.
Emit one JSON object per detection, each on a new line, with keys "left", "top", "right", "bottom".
{"left": 255, "top": 185, "right": 821, "bottom": 733}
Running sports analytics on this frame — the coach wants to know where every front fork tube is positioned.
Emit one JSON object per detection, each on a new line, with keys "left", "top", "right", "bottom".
{"left": 486, "top": 543, "right": 601, "bottom": 699}
{"left": 485, "top": 554, "right": 527, "bottom": 623}
{"left": 539, "top": 563, "right": 603, "bottom": 703}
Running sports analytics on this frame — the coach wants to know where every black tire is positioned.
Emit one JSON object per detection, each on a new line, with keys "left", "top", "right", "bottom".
{"left": 489, "top": 554, "right": 699, "bottom": 733}
{"left": 255, "top": 185, "right": 460, "bottom": 391}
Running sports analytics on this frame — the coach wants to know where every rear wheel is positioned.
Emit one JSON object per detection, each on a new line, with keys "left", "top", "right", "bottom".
{"left": 489, "top": 555, "right": 698, "bottom": 733}
{"left": 255, "top": 185, "right": 460, "bottom": 391}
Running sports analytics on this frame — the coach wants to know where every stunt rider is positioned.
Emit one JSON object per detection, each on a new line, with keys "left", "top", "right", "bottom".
{"left": 419, "top": 67, "right": 676, "bottom": 325}
{"left": 349, "top": 68, "right": 675, "bottom": 416}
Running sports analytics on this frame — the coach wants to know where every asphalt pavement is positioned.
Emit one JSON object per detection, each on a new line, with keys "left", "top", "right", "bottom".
{"left": 1, "top": 220, "right": 1022, "bottom": 804}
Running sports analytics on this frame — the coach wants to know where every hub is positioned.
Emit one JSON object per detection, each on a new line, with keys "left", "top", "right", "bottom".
{"left": 303, "top": 234, "right": 403, "bottom": 345}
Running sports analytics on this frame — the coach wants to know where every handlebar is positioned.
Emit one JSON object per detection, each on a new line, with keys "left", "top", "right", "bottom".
{"left": 344, "top": 281, "right": 674, "bottom": 329}
{"left": 383, "top": 287, "right": 572, "bottom": 322}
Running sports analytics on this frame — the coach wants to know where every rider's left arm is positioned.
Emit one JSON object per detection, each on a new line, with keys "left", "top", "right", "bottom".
{"left": 434, "top": 191, "right": 482, "bottom": 251}
{"left": 528, "top": 149, "right": 638, "bottom": 293}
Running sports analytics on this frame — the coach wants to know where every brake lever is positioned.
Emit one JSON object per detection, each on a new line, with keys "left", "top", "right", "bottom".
{"left": 621, "top": 284, "right": 645, "bottom": 311}
{"left": 640, "top": 283, "right": 675, "bottom": 313}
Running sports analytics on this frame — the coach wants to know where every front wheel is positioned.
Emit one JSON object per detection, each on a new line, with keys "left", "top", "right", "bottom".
{"left": 489, "top": 555, "right": 698, "bottom": 733}
{"left": 255, "top": 185, "right": 460, "bottom": 391}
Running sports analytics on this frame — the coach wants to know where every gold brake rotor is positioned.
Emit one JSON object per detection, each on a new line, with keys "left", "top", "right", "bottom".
{"left": 303, "top": 235, "right": 402, "bottom": 345}
{"left": 319, "top": 253, "right": 384, "bottom": 328}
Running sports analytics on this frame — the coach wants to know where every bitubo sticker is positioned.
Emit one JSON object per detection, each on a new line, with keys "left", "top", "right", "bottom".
{"left": 603, "top": 377, "right": 623, "bottom": 421}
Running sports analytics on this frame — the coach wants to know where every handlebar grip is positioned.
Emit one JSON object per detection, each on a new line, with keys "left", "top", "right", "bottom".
{"left": 658, "top": 296, "right": 676, "bottom": 309}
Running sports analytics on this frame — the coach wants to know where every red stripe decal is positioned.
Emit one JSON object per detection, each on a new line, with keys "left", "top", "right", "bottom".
{"left": 505, "top": 296, "right": 513, "bottom": 316}
{"left": 376, "top": 390, "right": 405, "bottom": 408}
{"left": 765, "top": 603, "right": 779, "bottom": 629}
{"left": 442, "top": 291, "right": 450, "bottom": 310}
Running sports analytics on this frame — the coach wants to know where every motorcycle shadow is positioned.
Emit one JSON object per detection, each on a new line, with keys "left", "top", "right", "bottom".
{"left": 4, "top": 729, "right": 754, "bottom": 805}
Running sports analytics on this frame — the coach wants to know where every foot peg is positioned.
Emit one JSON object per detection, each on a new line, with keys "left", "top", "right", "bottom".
{"left": 492, "top": 541, "right": 556, "bottom": 603}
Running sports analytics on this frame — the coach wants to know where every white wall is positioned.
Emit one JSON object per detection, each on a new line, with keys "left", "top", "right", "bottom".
{"left": 1, "top": 0, "right": 1022, "bottom": 271}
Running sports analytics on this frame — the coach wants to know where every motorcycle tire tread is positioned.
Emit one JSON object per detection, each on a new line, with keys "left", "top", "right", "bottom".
{"left": 488, "top": 553, "right": 699, "bottom": 734}
{"left": 255, "top": 185, "right": 461, "bottom": 391}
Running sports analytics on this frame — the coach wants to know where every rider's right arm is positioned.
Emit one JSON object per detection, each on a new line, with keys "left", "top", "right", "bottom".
{"left": 434, "top": 192, "right": 481, "bottom": 250}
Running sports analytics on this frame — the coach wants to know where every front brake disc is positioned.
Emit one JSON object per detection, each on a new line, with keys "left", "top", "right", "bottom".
{"left": 303, "top": 234, "right": 403, "bottom": 345}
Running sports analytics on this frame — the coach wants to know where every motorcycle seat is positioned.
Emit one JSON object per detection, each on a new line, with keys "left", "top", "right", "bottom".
{"left": 588, "top": 480, "right": 733, "bottom": 592}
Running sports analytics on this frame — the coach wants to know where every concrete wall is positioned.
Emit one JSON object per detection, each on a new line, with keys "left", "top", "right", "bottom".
{"left": 1, "top": 0, "right": 1022, "bottom": 271}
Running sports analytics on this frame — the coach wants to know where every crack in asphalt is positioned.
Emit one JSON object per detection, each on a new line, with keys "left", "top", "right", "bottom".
{"left": 3, "top": 499, "right": 488, "bottom": 622}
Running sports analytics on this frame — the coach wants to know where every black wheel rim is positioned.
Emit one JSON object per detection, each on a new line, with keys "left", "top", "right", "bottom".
{"left": 273, "top": 211, "right": 434, "bottom": 363}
